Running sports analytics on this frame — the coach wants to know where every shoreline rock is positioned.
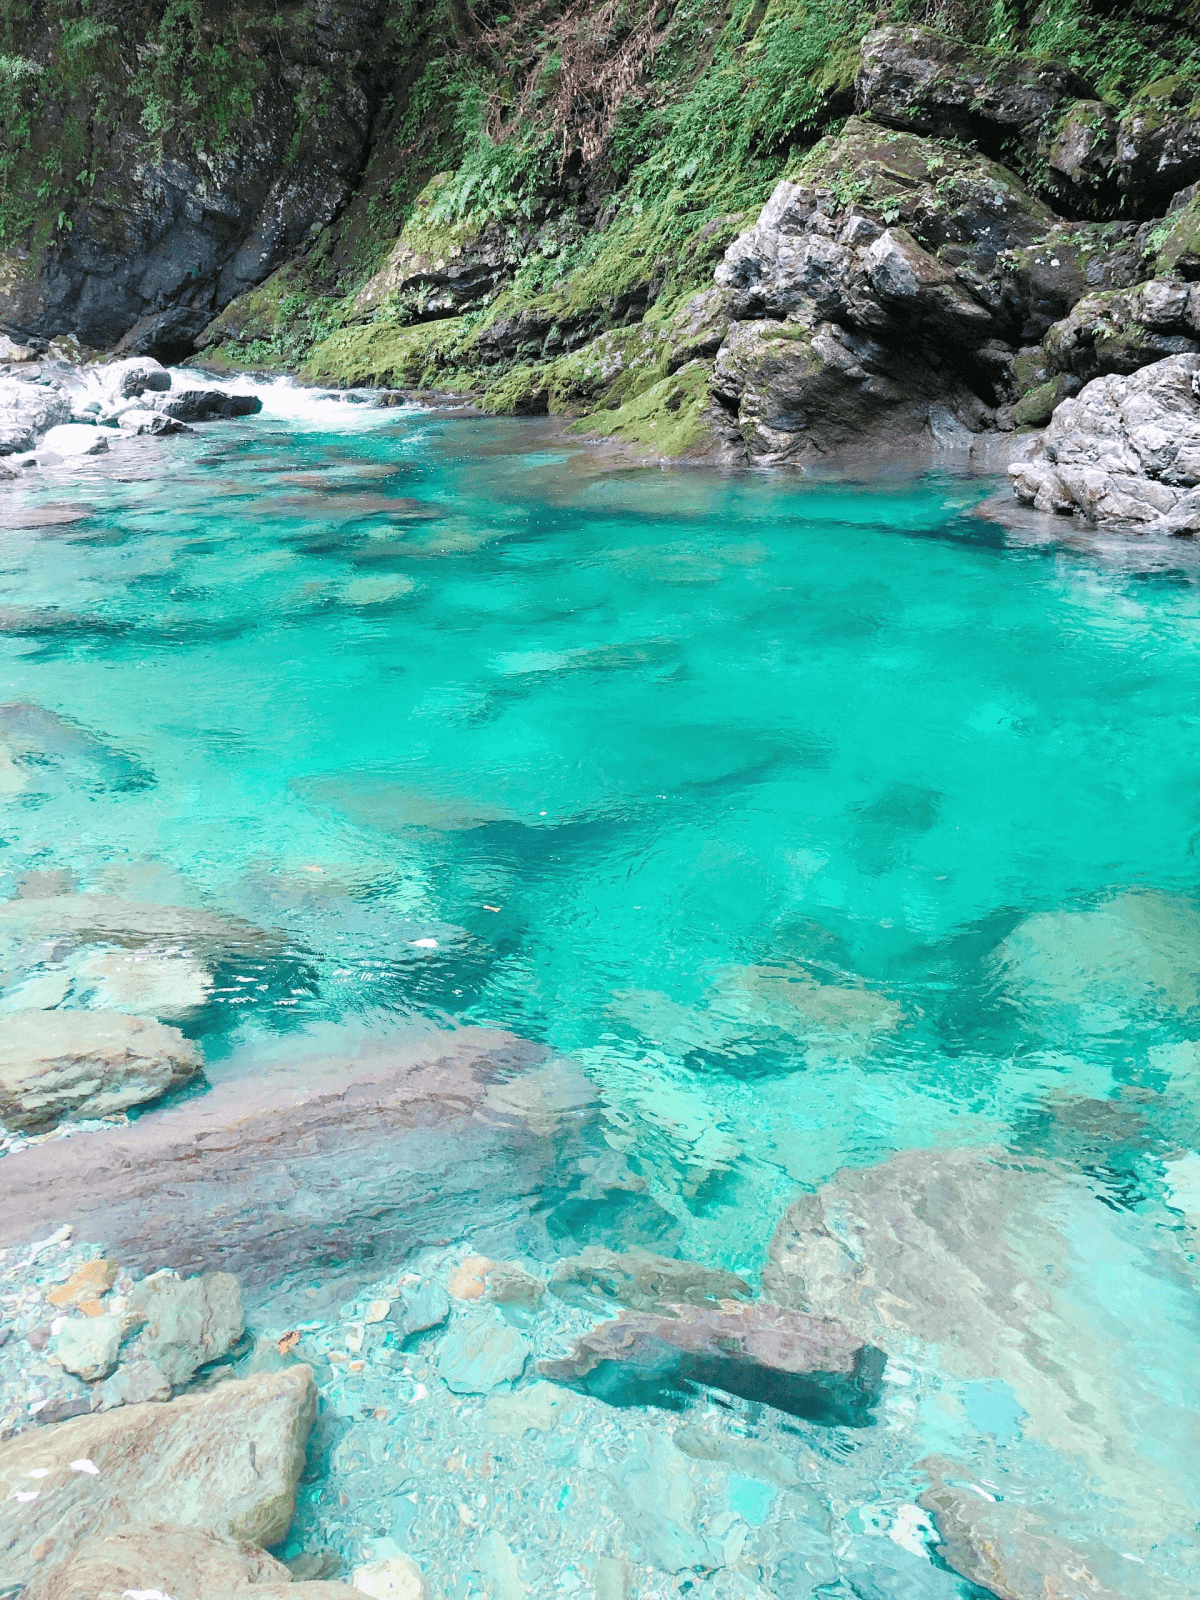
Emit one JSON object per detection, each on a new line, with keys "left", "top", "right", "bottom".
{"left": 1009, "top": 353, "right": 1200, "bottom": 531}
{"left": 0, "top": 1366, "right": 317, "bottom": 1595}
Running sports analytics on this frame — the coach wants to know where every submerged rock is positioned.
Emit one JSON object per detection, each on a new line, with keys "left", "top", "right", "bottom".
{"left": 548, "top": 1246, "right": 752, "bottom": 1311}
{"left": 436, "top": 1312, "right": 530, "bottom": 1394}
{"left": 0, "top": 1009, "right": 203, "bottom": 1130}
{"left": 0, "top": 1366, "right": 316, "bottom": 1595}
{"left": 388, "top": 1278, "right": 450, "bottom": 1339}
{"left": 762, "top": 1145, "right": 1199, "bottom": 1543}
{"left": 1010, "top": 354, "right": 1200, "bottom": 530}
{"left": 539, "top": 1300, "right": 884, "bottom": 1424}
{"left": 55, "top": 1312, "right": 123, "bottom": 1382}
{"left": 605, "top": 1431, "right": 724, "bottom": 1573}
{"left": 992, "top": 888, "right": 1200, "bottom": 1023}
{"left": 31, "top": 1521, "right": 304, "bottom": 1601}
{"left": 126, "top": 1268, "right": 245, "bottom": 1385}
{"left": 353, "top": 1552, "right": 428, "bottom": 1599}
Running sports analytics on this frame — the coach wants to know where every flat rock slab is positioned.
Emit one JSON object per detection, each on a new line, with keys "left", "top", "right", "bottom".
{"left": 539, "top": 1300, "right": 884, "bottom": 1425}
{"left": 548, "top": 1246, "right": 751, "bottom": 1311}
{"left": 0, "top": 1366, "right": 316, "bottom": 1595}
{"left": 0, "top": 1027, "right": 622, "bottom": 1295}
{"left": 918, "top": 1462, "right": 1194, "bottom": 1600}
{"left": 437, "top": 1313, "right": 530, "bottom": 1394}
{"left": 0, "top": 1009, "right": 203, "bottom": 1130}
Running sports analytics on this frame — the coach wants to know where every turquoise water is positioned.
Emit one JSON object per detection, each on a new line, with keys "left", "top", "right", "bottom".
{"left": 2, "top": 390, "right": 1199, "bottom": 1597}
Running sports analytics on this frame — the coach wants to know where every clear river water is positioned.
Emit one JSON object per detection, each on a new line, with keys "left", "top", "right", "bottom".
{"left": 1, "top": 384, "right": 1198, "bottom": 1599}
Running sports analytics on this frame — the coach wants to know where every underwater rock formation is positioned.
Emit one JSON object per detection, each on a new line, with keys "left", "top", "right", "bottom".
{"left": 539, "top": 1299, "right": 885, "bottom": 1424}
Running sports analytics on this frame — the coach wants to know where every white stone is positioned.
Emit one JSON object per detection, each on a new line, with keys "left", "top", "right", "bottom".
{"left": 37, "top": 423, "right": 109, "bottom": 459}
{"left": 353, "top": 1554, "right": 428, "bottom": 1599}
{"left": 55, "top": 1313, "right": 122, "bottom": 1382}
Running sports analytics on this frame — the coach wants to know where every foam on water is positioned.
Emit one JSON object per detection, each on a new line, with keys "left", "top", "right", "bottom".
{"left": 1, "top": 402, "right": 1198, "bottom": 1597}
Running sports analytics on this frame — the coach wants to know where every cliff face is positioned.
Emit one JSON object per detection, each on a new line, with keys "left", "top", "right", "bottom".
{"left": 2, "top": 0, "right": 1199, "bottom": 461}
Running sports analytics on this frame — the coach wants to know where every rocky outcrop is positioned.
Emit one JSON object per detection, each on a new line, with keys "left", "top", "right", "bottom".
{"left": 1115, "top": 84, "right": 1200, "bottom": 210}
{"left": 0, "top": 371, "right": 72, "bottom": 454}
{"left": 0, "top": 1009, "right": 203, "bottom": 1130}
{"left": 1041, "top": 279, "right": 1200, "bottom": 385}
{"left": 539, "top": 1300, "right": 885, "bottom": 1424}
{"left": 1009, "top": 354, "right": 1200, "bottom": 531}
{"left": 0, "top": 0, "right": 392, "bottom": 361}
{"left": 32, "top": 1522, "right": 365, "bottom": 1601}
{"left": 0, "top": 1366, "right": 316, "bottom": 1595}
{"left": 857, "top": 27, "right": 1093, "bottom": 178}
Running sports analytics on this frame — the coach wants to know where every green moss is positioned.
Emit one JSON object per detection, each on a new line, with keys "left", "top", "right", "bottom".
{"left": 1154, "top": 194, "right": 1200, "bottom": 278}
{"left": 302, "top": 317, "right": 468, "bottom": 388}
{"left": 1012, "top": 374, "right": 1075, "bottom": 427}
{"left": 568, "top": 359, "right": 717, "bottom": 458}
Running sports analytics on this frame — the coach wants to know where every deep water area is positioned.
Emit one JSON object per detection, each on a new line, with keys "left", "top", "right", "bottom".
{"left": 1, "top": 385, "right": 1199, "bottom": 1599}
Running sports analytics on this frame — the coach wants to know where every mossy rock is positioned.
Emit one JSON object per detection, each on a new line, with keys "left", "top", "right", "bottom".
{"left": 568, "top": 360, "right": 718, "bottom": 459}
{"left": 1012, "top": 374, "right": 1077, "bottom": 428}
{"left": 1155, "top": 193, "right": 1200, "bottom": 279}
{"left": 301, "top": 318, "right": 465, "bottom": 388}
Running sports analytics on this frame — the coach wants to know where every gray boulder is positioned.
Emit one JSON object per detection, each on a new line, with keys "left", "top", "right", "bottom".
{"left": 55, "top": 1313, "right": 123, "bottom": 1382}
{"left": 0, "top": 1367, "right": 317, "bottom": 1596}
{"left": 1116, "top": 85, "right": 1200, "bottom": 209}
{"left": 856, "top": 27, "right": 1091, "bottom": 155}
{"left": 98, "top": 356, "right": 171, "bottom": 400}
{"left": 1041, "top": 279, "right": 1200, "bottom": 386}
{"left": 0, "top": 1009, "right": 204, "bottom": 1130}
{"left": 126, "top": 1269, "right": 245, "bottom": 1385}
{"left": 1009, "top": 354, "right": 1200, "bottom": 529}
{"left": 540, "top": 1300, "right": 884, "bottom": 1424}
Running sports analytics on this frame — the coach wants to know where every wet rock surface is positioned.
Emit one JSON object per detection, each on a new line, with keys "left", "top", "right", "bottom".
{"left": 0, "top": 1009, "right": 203, "bottom": 1131}
{"left": 548, "top": 1246, "right": 752, "bottom": 1311}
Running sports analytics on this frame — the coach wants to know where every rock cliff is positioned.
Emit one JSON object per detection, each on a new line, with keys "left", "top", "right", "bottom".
{"left": 2, "top": 0, "right": 1200, "bottom": 500}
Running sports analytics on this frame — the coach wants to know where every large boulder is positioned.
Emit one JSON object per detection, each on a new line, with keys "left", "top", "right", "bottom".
{"left": 1041, "top": 279, "right": 1200, "bottom": 386}
{"left": 1009, "top": 354, "right": 1200, "bottom": 530}
{"left": 30, "top": 1521, "right": 336, "bottom": 1601}
{"left": 0, "top": 373, "right": 72, "bottom": 454}
{"left": 539, "top": 1300, "right": 885, "bottom": 1424}
{"left": 548, "top": 1246, "right": 751, "bottom": 1310}
{"left": 157, "top": 385, "right": 263, "bottom": 422}
{"left": 0, "top": 1009, "right": 204, "bottom": 1131}
{"left": 0, "top": 1367, "right": 317, "bottom": 1595}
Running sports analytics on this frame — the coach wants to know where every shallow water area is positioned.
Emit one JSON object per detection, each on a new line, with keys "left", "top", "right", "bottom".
{"left": 1, "top": 381, "right": 1199, "bottom": 1599}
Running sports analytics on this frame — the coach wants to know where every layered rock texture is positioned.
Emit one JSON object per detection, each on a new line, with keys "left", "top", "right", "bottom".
{"left": 3, "top": 0, "right": 1200, "bottom": 518}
